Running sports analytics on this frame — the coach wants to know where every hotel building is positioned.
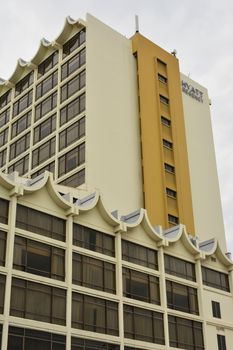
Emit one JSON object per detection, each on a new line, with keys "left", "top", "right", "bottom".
{"left": 0, "top": 14, "right": 232, "bottom": 350}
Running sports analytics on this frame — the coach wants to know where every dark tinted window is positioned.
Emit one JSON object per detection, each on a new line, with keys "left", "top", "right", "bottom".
{"left": 15, "top": 72, "right": 34, "bottom": 97}
{"left": 166, "top": 280, "right": 199, "bottom": 315}
{"left": 0, "top": 90, "right": 11, "bottom": 109}
{"left": 217, "top": 334, "right": 227, "bottom": 350}
{"left": 60, "top": 93, "right": 85, "bottom": 126}
{"left": 73, "top": 252, "right": 115, "bottom": 293}
{"left": 72, "top": 293, "right": 118, "bottom": 335}
{"left": 0, "top": 231, "right": 7, "bottom": 266}
{"left": 73, "top": 223, "right": 115, "bottom": 256}
{"left": 0, "top": 198, "right": 9, "bottom": 224}
{"left": 63, "top": 29, "right": 86, "bottom": 57}
{"left": 11, "top": 111, "right": 31, "bottom": 139}
{"left": 58, "top": 168, "right": 85, "bottom": 188}
{"left": 168, "top": 315, "right": 204, "bottom": 350}
{"left": 13, "top": 90, "right": 33, "bottom": 117}
{"left": 8, "top": 326, "right": 66, "bottom": 350}
{"left": 212, "top": 301, "right": 221, "bottom": 318}
{"left": 62, "top": 48, "right": 86, "bottom": 80}
{"left": 59, "top": 117, "right": 85, "bottom": 151}
{"left": 10, "top": 278, "right": 66, "bottom": 325}
{"left": 165, "top": 254, "right": 196, "bottom": 281}
{"left": 71, "top": 337, "right": 119, "bottom": 350}
{"left": 122, "top": 240, "right": 158, "bottom": 269}
{"left": 124, "top": 305, "right": 164, "bottom": 344}
{"left": 14, "top": 236, "right": 65, "bottom": 280}
{"left": 0, "top": 274, "right": 6, "bottom": 314}
{"left": 38, "top": 51, "right": 58, "bottom": 78}
{"left": 8, "top": 155, "right": 29, "bottom": 176}
{"left": 58, "top": 142, "right": 85, "bottom": 177}
{"left": 202, "top": 266, "right": 230, "bottom": 292}
{"left": 123, "top": 267, "right": 160, "bottom": 304}
{"left": 16, "top": 204, "right": 66, "bottom": 241}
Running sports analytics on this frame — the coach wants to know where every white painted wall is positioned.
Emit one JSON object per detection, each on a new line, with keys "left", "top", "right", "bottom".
{"left": 181, "top": 73, "right": 227, "bottom": 252}
{"left": 85, "top": 14, "right": 143, "bottom": 215}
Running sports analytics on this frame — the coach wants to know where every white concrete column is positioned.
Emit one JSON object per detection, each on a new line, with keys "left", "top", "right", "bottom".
{"left": 1, "top": 194, "right": 18, "bottom": 350}
{"left": 115, "top": 231, "right": 124, "bottom": 350}
{"left": 65, "top": 213, "right": 73, "bottom": 350}
{"left": 158, "top": 245, "right": 169, "bottom": 347}
{"left": 195, "top": 257, "right": 207, "bottom": 349}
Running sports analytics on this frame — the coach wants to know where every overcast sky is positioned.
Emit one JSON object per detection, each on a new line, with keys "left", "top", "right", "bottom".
{"left": 0, "top": 0, "right": 232, "bottom": 253}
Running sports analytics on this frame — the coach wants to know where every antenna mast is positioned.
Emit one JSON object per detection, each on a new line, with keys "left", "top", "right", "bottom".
{"left": 135, "top": 15, "right": 139, "bottom": 33}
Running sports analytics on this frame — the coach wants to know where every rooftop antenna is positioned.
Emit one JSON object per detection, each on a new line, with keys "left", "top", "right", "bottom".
{"left": 135, "top": 15, "right": 139, "bottom": 33}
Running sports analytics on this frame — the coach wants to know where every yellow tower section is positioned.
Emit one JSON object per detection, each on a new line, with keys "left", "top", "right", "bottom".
{"left": 132, "top": 33, "right": 195, "bottom": 235}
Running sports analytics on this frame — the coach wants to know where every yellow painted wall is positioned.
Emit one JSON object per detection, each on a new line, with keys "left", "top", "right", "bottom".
{"left": 132, "top": 33, "right": 195, "bottom": 235}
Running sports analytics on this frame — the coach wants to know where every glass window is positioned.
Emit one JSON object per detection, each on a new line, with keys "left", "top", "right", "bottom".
{"left": 123, "top": 267, "right": 160, "bottom": 304}
{"left": 38, "top": 51, "right": 58, "bottom": 78}
{"left": 0, "top": 198, "right": 9, "bottom": 224}
{"left": 212, "top": 301, "right": 221, "bottom": 318}
{"left": 58, "top": 168, "right": 85, "bottom": 188}
{"left": 36, "top": 70, "right": 58, "bottom": 100}
{"left": 166, "top": 188, "right": 177, "bottom": 198}
{"left": 202, "top": 266, "right": 230, "bottom": 292}
{"left": 122, "top": 240, "right": 158, "bottom": 270}
{"left": 158, "top": 74, "right": 167, "bottom": 84}
{"left": 61, "top": 70, "right": 85, "bottom": 102}
{"left": 0, "top": 127, "right": 8, "bottom": 148}
{"left": 8, "top": 326, "right": 66, "bottom": 350}
{"left": 72, "top": 292, "right": 118, "bottom": 336}
{"left": 72, "top": 252, "right": 115, "bottom": 293}
{"left": 124, "top": 305, "right": 164, "bottom": 344}
{"left": 164, "top": 254, "right": 196, "bottom": 281}
{"left": 0, "top": 108, "right": 10, "bottom": 128}
{"left": 8, "top": 155, "right": 29, "bottom": 176}
{"left": 217, "top": 335, "right": 227, "bottom": 350}
{"left": 73, "top": 223, "right": 115, "bottom": 256}
{"left": 10, "top": 278, "right": 66, "bottom": 325}
{"left": 34, "top": 114, "right": 56, "bottom": 144}
{"left": 10, "top": 132, "right": 30, "bottom": 160}
{"left": 161, "top": 116, "right": 171, "bottom": 126}
{"left": 11, "top": 111, "right": 31, "bottom": 139}
{"left": 16, "top": 204, "right": 66, "bottom": 241}
{"left": 58, "top": 142, "right": 85, "bottom": 177}
{"left": 168, "top": 214, "right": 179, "bottom": 224}
{"left": 15, "top": 72, "right": 34, "bottom": 97}
{"left": 71, "top": 337, "right": 119, "bottom": 350}
{"left": 14, "top": 236, "right": 65, "bottom": 281}
{"left": 160, "top": 94, "right": 169, "bottom": 105}
{"left": 168, "top": 315, "right": 204, "bottom": 350}
{"left": 60, "top": 94, "right": 85, "bottom": 126}
{"left": 0, "top": 231, "right": 7, "bottom": 266}
{"left": 31, "top": 161, "right": 55, "bottom": 179}
{"left": 35, "top": 91, "right": 57, "bottom": 121}
{"left": 32, "top": 137, "right": 55, "bottom": 168}
{"left": 164, "top": 163, "right": 175, "bottom": 173}
{"left": 0, "top": 90, "right": 11, "bottom": 109}
{"left": 13, "top": 90, "right": 33, "bottom": 117}
{"left": 166, "top": 280, "right": 199, "bottom": 315}
{"left": 59, "top": 117, "right": 85, "bottom": 150}
{"left": 0, "top": 274, "right": 6, "bottom": 314}
{"left": 62, "top": 48, "right": 86, "bottom": 80}
{"left": 63, "top": 29, "right": 86, "bottom": 58}
{"left": 0, "top": 148, "right": 7, "bottom": 168}
{"left": 163, "top": 139, "right": 173, "bottom": 149}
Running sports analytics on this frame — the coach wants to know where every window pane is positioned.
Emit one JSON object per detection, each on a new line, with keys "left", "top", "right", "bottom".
{"left": 10, "top": 278, "right": 66, "bottom": 325}
{"left": 73, "top": 223, "right": 115, "bottom": 256}
{"left": 16, "top": 204, "right": 66, "bottom": 241}
{"left": 122, "top": 240, "right": 158, "bottom": 269}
